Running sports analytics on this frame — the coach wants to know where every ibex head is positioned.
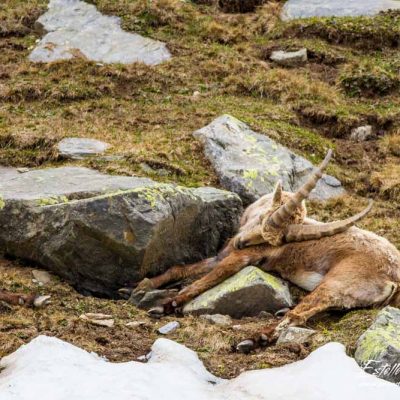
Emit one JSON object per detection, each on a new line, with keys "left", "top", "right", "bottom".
{"left": 233, "top": 150, "right": 373, "bottom": 249}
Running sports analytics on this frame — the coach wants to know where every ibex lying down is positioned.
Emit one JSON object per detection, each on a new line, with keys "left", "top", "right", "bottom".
{"left": 132, "top": 150, "right": 400, "bottom": 352}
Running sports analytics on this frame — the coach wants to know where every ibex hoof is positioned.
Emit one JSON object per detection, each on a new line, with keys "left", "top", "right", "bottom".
{"left": 275, "top": 308, "right": 290, "bottom": 318}
{"left": 236, "top": 339, "right": 256, "bottom": 354}
{"left": 148, "top": 306, "right": 165, "bottom": 318}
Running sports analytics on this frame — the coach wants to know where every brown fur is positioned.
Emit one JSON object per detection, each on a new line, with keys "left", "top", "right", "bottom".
{"left": 134, "top": 190, "right": 400, "bottom": 344}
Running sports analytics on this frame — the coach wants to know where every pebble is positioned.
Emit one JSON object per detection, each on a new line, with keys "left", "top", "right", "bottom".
{"left": 157, "top": 321, "right": 180, "bottom": 335}
{"left": 200, "top": 314, "right": 232, "bottom": 326}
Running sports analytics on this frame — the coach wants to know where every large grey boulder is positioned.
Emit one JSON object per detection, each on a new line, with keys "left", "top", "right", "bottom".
{"left": 30, "top": 0, "right": 171, "bottom": 65}
{"left": 355, "top": 307, "right": 400, "bottom": 384}
{"left": 0, "top": 167, "right": 241, "bottom": 297}
{"left": 183, "top": 266, "right": 293, "bottom": 318}
{"left": 282, "top": 0, "right": 400, "bottom": 20}
{"left": 193, "top": 115, "right": 344, "bottom": 205}
{"left": 58, "top": 138, "right": 110, "bottom": 160}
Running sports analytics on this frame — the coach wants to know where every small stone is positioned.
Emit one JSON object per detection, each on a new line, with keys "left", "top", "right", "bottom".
{"left": 270, "top": 48, "right": 308, "bottom": 67}
{"left": 277, "top": 327, "right": 316, "bottom": 345}
{"left": 33, "top": 295, "right": 51, "bottom": 308}
{"left": 350, "top": 126, "right": 374, "bottom": 142}
{"left": 157, "top": 321, "right": 180, "bottom": 335}
{"left": 125, "top": 321, "right": 147, "bottom": 328}
{"left": 58, "top": 138, "right": 110, "bottom": 160}
{"left": 355, "top": 306, "right": 400, "bottom": 384}
{"left": 236, "top": 339, "right": 255, "bottom": 354}
{"left": 32, "top": 269, "right": 52, "bottom": 285}
{"left": 232, "top": 324, "right": 243, "bottom": 331}
{"left": 17, "top": 168, "right": 30, "bottom": 174}
{"left": 80, "top": 313, "right": 115, "bottom": 328}
{"left": 200, "top": 314, "right": 232, "bottom": 326}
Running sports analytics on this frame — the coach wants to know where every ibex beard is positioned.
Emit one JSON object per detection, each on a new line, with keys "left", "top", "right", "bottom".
{"left": 129, "top": 150, "right": 400, "bottom": 353}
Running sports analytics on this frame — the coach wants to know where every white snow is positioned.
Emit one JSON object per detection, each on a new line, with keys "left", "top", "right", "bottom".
{"left": 0, "top": 335, "right": 399, "bottom": 400}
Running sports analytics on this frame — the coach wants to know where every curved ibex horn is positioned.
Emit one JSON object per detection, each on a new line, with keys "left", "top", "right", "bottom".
{"left": 267, "top": 149, "right": 333, "bottom": 228}
{"left": 285, "top": 200, "right": 373, "bottom": 243}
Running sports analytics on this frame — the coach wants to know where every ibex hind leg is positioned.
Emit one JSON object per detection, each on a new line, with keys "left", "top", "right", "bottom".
{"left": 238, "top": 260, "right": 398, "bottom": 352}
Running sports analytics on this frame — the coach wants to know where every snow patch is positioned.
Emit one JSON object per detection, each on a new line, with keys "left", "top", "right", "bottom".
{"left": 0, "top": 335, "right": 399, "bottom": 399}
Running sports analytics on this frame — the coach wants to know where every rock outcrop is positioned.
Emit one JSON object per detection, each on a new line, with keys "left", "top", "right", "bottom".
{"left": 282, "top": 0, "right": 400, "bottom": 20}
{"left": 30, "top": 0, "right": 171, "bottom": 65}
{"left": 193, "top": 115, "right": 344, "bottom": 205}
{"left": 0, "top": 167, "right": 241, "bottom": 297}
{"left": 355, "top": 306, "right": 400, "bottom": 384}
{"left": 183, "top": 266, "right": 293, "bottom": 318}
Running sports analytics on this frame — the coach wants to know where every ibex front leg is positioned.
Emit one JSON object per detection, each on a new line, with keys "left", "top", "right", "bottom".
{"left": 151, "top": 247, "right": 263, "bottom": 316}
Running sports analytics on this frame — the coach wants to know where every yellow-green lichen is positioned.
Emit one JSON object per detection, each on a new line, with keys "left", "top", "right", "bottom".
{"left": 0, "top": 196, "right": 5, "bottom": 210}
{"left": 36, "top": 195, "right": 69, "bottom": 207}
{"left": 355, "top": 307, "right": 400, "bottom": 364}
{"left": 243, "top": 169, "right": 258, "bottom": 180}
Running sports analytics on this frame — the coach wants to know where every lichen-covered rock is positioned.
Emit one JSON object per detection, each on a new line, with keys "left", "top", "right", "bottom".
{"left": 355, "top": 307, "right": 400, "bottom": 384}
{"left": 30, "top": 0, "right": 171, "bottom": 65}
{"left": 218, "top": 0, "right": 265, "bottom": 13}
{"left": 0, "top": 167, "right": 241, "bottom": 297}
{"left": 270, "top": 49, "right": 308, "bottom": 67}
{"left": 58, "top": 138, "right": 110, "bottom": 159}
{"left": 193, "top": 115, "right": 344, "bottom": 205}
{"left": 183, "top": 266, "right": 293, "bottom": 318}
{"left": 282, "top": 0, "right": 400, "bottom": 20}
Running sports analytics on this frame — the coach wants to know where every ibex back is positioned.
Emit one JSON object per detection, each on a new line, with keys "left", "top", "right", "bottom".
{"left": 131, "top": 150, "right": 400, "bottom": 352}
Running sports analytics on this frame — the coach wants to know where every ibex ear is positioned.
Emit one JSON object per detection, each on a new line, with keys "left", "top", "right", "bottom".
{"left": 272, "top": 180, "right": 283, "bottom": 206}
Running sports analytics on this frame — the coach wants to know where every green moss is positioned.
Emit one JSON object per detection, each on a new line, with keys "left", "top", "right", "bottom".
{"left": 0, "top": 196, "right": 5, "bottom": 210}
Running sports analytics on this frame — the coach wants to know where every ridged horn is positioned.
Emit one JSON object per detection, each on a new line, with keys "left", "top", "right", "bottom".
{"left": 268, "top": 149, "right": 333, "bottom": 228}
{"left": 285, "top": 200, "right": 373, "bottom": 243}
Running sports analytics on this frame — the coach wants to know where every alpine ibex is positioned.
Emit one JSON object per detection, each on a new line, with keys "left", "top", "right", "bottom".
{"left": 131, "top": 150, "right": 400, "bottom": 352}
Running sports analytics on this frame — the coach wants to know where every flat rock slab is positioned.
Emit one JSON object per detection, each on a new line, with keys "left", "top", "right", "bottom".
{"left": 183, "top": 266, "right": 293, "bottom": 318}
{"left": 355, "top": 306, "right": 400, "bottom": 384}
{"left": 30, "top": 0, "right": 171, "bottom": 65}
{"left": 0, "top": 167, "right": 241, "bottom": 297}
{"left": 58, "top": 138, "right": 110, "bottom": 159}
{"left": 282, "top": 0, "right": 400, "bottom": 20}
{"left": 193, "top": 115, "right": 344, "bottom": 205}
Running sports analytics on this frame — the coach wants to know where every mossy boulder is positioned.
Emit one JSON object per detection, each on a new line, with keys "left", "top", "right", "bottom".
{"left": 355, "top": 306, "right": 400, "bottom": 384}
{"left": 193, "top": 115, "right": 344, "bottom": 205}
{"left": 183, "top": 266, "right": 293, "bottom": 318}
{"left": 0, "top": 167, "right": 242, "bottom": 297}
